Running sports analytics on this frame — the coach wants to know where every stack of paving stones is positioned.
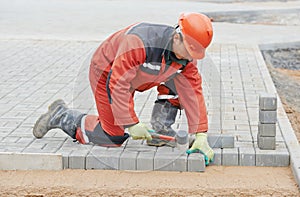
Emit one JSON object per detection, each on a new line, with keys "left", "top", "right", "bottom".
{"left": 258, "top": 93, "right": 277, "bottom": 150}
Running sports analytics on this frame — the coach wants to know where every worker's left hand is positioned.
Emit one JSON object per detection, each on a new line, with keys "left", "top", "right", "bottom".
{"left": 186, "top": 133, "right": 214, "bottom": 165}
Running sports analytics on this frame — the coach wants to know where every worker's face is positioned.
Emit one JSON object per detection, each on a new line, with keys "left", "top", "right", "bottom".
{"left": 173, "top": 33, "right": 193, "bottom": 61}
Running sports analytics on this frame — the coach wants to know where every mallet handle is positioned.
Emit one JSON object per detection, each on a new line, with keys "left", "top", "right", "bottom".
{"left": 150, "top": 133, "right": 175, "bottom": 141}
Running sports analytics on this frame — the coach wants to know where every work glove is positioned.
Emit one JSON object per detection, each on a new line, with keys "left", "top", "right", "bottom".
{"left": 186, "top": 133, "right": 214, "bottom": 165}
{"left": 128, "top": 122, "right": 153, "bottom": 141}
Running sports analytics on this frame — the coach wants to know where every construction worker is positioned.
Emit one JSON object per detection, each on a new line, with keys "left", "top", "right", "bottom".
{"left": 33, "top": 12, "right": 214, "bottom": 164}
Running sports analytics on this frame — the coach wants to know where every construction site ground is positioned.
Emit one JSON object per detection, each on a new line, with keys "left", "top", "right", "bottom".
{"left": 0, "top": 0, "right": 300, "bottom": 196}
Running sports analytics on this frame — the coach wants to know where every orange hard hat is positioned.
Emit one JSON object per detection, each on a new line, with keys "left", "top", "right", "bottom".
{"left": 178, "top": 12, "right": 213, "bottom": 59}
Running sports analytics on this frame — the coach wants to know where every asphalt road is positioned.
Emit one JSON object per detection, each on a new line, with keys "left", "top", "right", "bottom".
{"left": 1, "top": 0, "right": 300, "bottom": 44}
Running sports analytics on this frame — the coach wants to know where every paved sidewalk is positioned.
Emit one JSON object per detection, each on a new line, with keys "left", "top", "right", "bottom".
{"left": 0, "top": 40, "right": 292, "bottom": 171}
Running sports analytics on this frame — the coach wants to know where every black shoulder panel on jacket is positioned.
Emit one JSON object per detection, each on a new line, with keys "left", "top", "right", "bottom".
{"left": 126, "top": 23, "right": 174, "bottom": 65}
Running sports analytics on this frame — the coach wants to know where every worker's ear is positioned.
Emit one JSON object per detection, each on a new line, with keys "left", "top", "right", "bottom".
{"left": 173, "top": 33, "right": 181, "bottom": 45}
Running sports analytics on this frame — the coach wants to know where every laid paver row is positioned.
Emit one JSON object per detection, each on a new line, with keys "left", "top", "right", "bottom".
{"left": 63, "top": 140, "right": 289, "bottom": 170}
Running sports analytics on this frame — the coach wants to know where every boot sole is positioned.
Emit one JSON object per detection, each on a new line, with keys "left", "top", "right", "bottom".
{"left": 33, "top": 99, "right": 67, "bottom": 139}
{"left": 146, "top": 139, "right": 168, "bottom": 147}
{"left": 33, "top": 113, "right": 51, "bottom": 138}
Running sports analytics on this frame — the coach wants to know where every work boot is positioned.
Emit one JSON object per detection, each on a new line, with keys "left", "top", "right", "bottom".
{"left": 33, "top": 99, "right": 84, "bottom": 139}
{"left": 147, "top": 100, "right": 178, "bottom": 147}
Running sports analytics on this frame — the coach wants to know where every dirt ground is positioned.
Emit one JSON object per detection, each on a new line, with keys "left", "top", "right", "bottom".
{"left": 262, "top": 48, "right": 300, "bottom": 142}
{"left": 276, "top": 68, "right": 300, "bottom": 142}
{"left": 0, "top": 166, "right": 299, "bottom": 197}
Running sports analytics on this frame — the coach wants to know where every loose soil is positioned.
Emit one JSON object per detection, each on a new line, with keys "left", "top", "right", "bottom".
{"left": 0, "top": 167, "right": 299, "bottom": 197}
{"left": 206, "top": 9, "right": 300, "bottom": 26}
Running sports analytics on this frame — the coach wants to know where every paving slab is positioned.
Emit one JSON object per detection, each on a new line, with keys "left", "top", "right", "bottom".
{"left": 255, "top": 143, "right": 289, "bottom": 167}
{"left": 188, "top": 153, "right": 206, "bottom": 172}
{"left": 136, "top": 151, "right": 155, "bottom": 171}
{"left": 259, "top": 93, "right": 277, "bottom": 111}
{"left": 119, "top": 150, "right": 138, "bottom": 171}
{"left": 258, "top": 123, "right": 276, "bottom": 137}
{"left": 239, "top": 147, "right": 256, "bottom": 166}
{"left": 259, "top": 110, "right": 277, "bottom": 124}
{"left": 208, "top": 134, "right": 235, "bottom": 148}
{"left": 154, "top": 152, "right": 188, "bottom": 172}
{"left": 257, "top": 135, "right": 276, "bottom": 150}
{"left": 211, "top": 148, "right": 222, "bottom": 166}
{"left": 69, "top": 149, "right": 90, "bottom": 169}
{"left": 222, "top": 148, "right": 239, "bottom": 166}
{"left": 86, "top": 149, "right": 123, "bottom": 170}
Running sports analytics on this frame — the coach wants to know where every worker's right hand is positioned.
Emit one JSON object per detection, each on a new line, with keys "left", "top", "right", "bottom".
{"left": 186, "top": 133, "right": 214, "bottom": 165}
{"left": 128, "top": 123, "right": 153, "bottom": 141}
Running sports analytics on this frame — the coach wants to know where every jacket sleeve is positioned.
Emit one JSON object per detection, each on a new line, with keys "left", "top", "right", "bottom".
{"left": 174, "top": 60, "right": 208, "bottom": 133}
{"left": 108, "top": 34, "right": 146, "bottom": 126}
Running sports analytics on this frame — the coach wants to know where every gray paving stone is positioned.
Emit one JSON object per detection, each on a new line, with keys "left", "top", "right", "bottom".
{"left": 154, "top": 152, "right": 187, "bottom": 171}
{"left": 136, "top": 151, "right": 155, "bottom": 171}
{"left": 235, "top": 141, "right": 254, "bottom": 148}
{"left": 86, "top": 149, "right": 123, "bottom": 170}
{"left": 156, "top": 146, "right": 173, "bottom": 153}
{"left": 258, "top": 122, "right": 276, "bottom": 137}
{"left": 86, "top": 145, "right": 108, "bottom": 169}
{"left": 222, "top": 148, "right": 239, "bottom": 166}
{"left": 236, "top": 124, "right": 251, "bottom": 132}
{"left": 236, "top": 132, "right": 253, "bottom": 142}
{"left": 209, "top": 123, "right": 221, "bottom": 131}
{"left": 0, "top": 144, "right": 26, "bottom": 152}
{"left": 187, "top": 153, "right": 205, "bottom": 172}
{"left": 22, "top": 148, "right": 48, "bottom": 153}
{"left": 126, "top": 144, "right": 157, "bottom": 152}
{"left": 257, "top": 135, "right": 276, "bottom": 150}
{"left": 255, "top": 143, "right": 289, "bottom": 167}
{"left": 1, "top": 136, "right": 19, "bottom": 143}
{"left": 56, "top": 149, "right": 73, "bottom": 169}
{"left": 211, "top": 148, "right": 222, "bottom": 165}
{"left": 0, "top": 142, "right": 30, "bottom": 149}
{"left": 208, "top": 134, "right": 235, "bottom": 148}
{"left": 239, "top": 147, "right": 256, "bottom": 166}
{"left": 259, "top": 110, "right": 277, "bottom": 124}
{"left": 69, "top": 149, "right": 90, "bottom": 169}
{"left": 126, "top": 138, "right": 143, "bottom": 145}
{"left": 259, "top": 93, "right": 277, "bottom": 111}
{"left": 221, "top": 122, "right": 236, "bottom": 131}
{"left": 119, "top": 150, "right": 138, "bottom": 170}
